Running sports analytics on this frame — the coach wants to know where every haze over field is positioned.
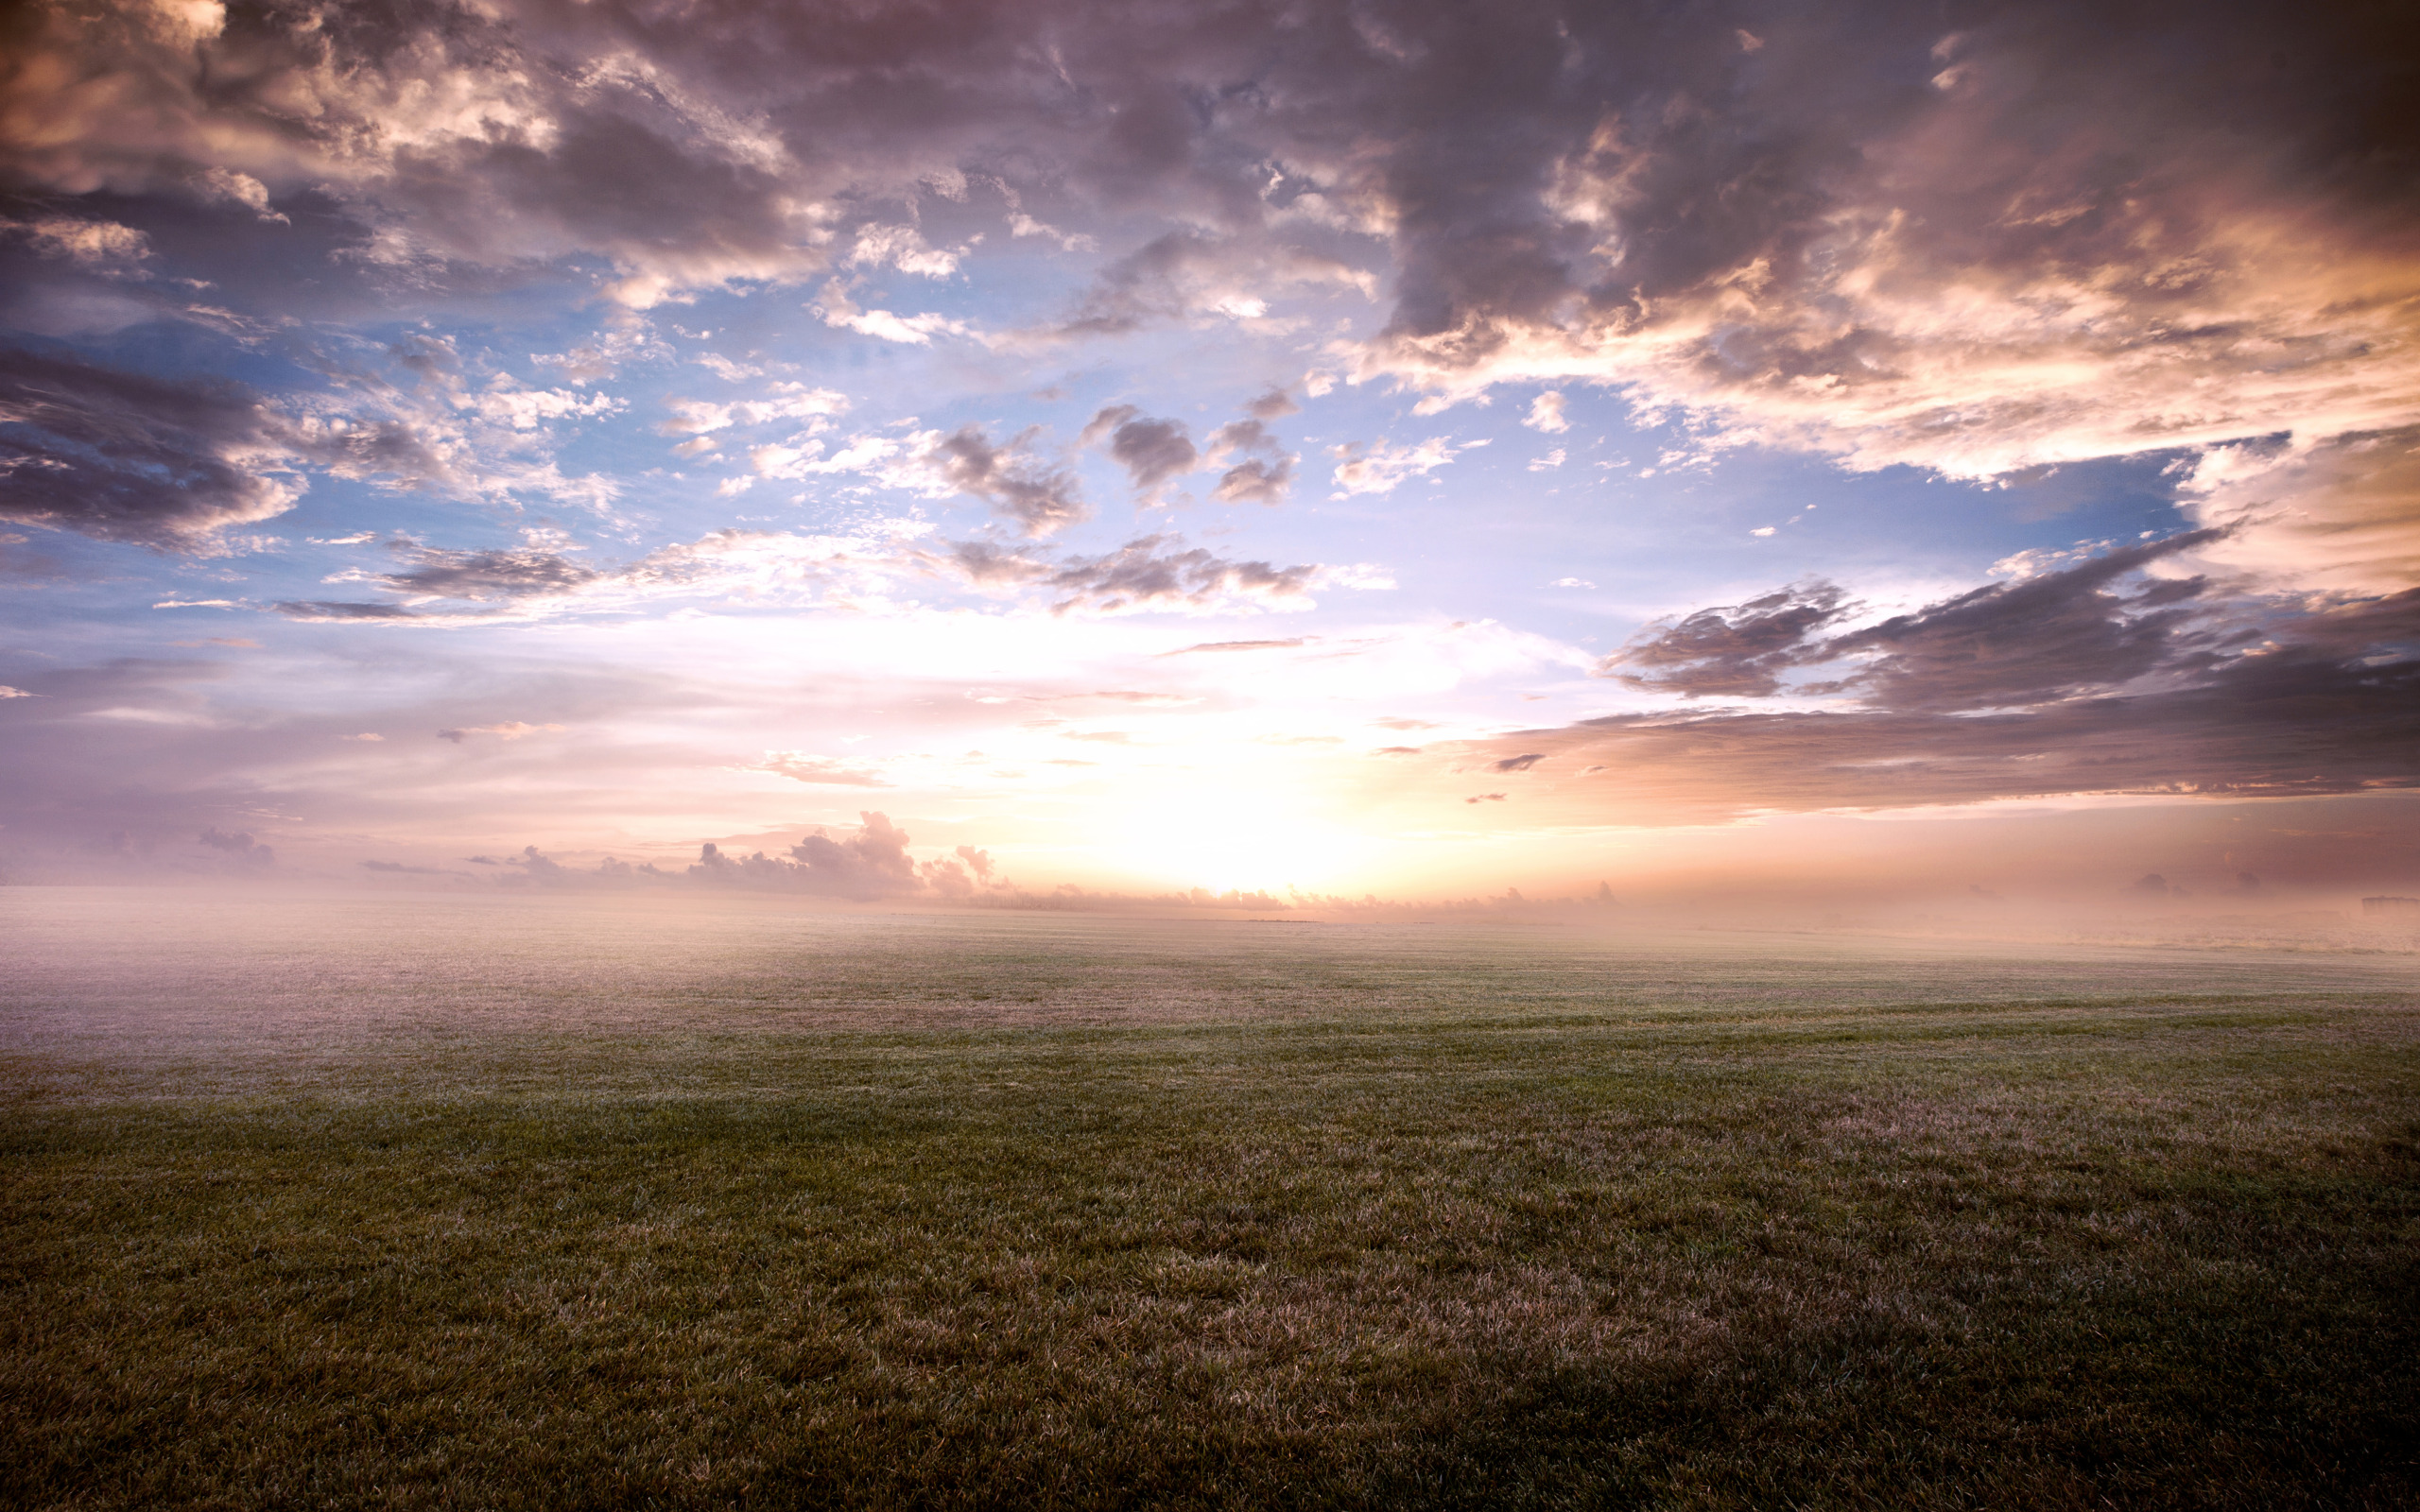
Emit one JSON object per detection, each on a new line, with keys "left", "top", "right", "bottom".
{"left": 2, "top": 0, "right": 2416, "bottom": 904}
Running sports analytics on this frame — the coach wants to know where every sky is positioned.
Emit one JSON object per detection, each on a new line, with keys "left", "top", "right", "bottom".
{"left": 1, "top": 0, "right": 2415, "bottom": 909}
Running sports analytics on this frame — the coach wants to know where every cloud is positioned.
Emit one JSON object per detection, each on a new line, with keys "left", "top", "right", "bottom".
{"left": 0, "top": 341, "right": 596, "bottom": 555}
{"left": 264, "top": 519, "right": 1356, "bottom": 627}
{"left": 1082, "top": 405, "right": 1198, "bottom": 495}
{"left": 2172, "top": 428, "right": 2420, "bottom": 593}
{"left": 661, "top": 387, "right": 847, "bottom": 437}
{"left": 1478, "top": 550, "right": 2420, "bottom": 818}
{"left": 13, "top": 0, "right": 2401, "bottom": 590}
{"left": 4, "top": 216, "right": 150, "bottom": 266}
{"left": 688, "top": 813, "right": 923, "bottom": 901}
{"left": 1492, "top": 753, "right": 1546, "bottom": 772}
{"left": 1329, "top": 437, "right": 1473, "bottom": 498}
{"left": 1047, "top": 231, "right": 1371, "bottom": 339}
{"left": 1607, "top": 582, "right": 1857, "bottom": 698}
{"left": 372, "top": 544, "right": 607, "bottom": 603}
{"left": 1607, "top": 532, "right": 2236, "bottom": 711}
{"left": 0, "top": 349, "right": 304, "bottom": 548}
{"left": 1523, "top": 392, "right": 1568, "bottom": 434}
{"left": 745, "top": 752, "right": 891, "bottom": 787}
{"left": 437, "top": 722, "right": 563, "bottom": 743}
{"left": 847, "top": 224, "right": 961, "bottom": 279}
{"left": 1035, "top": 535, "right": 1323, "bottom": 616}
{"left": 274, "top": 601, "right": 426, "bottom": 621}
{"left": 198, "top": 827, "right": 273, "bottom": 865}
{"left": 1202, "top": 418, "right": 1299, "bottom": 506}
{"left": 1161, "top": 638, "right": 1309, "bottom": 656}
{"left": 1482, "top": 644, "right": 2420, "bottom": 820}
{"left": 922, "top": 424, "right": 1087, "bottom": 536}
{"left": 1328, "top": 4, "right": 2420, "bottom": 581}
{"left": 811, "top": 280, "right": 977, "bottom": 345}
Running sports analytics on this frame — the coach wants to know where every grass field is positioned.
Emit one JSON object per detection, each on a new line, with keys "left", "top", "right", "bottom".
{"left": 4, "top": 890, "right": 2416, "bottom": 1509}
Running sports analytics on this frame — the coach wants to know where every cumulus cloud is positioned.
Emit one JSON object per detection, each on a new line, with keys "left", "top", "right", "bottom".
{"left": 4, "top": 215, "right": 151, "bottom": 266}
{"left": 2171, "top": 428, "right": 2420, "bottom": 593}
{"left": 1202, "top": 418, "right": 1298, "bottom": 506}
{"left": 1329, "top": 437, "right": 1476, "bottom": 498}
{"left": 921, "top": 424, "right": 1087, "bottom": 536}
{"left": 268, "top": 518, "right": 1365, "bottom": 625}
{"left": 847, "top": 224, "right": 961, "bottom": 278}
{"left": 1040, "top": 536, "right": 1322, "bottom": 615}
{"left": 689, "top": 813, "right": 922, "bottom": 900}
{"left": 811, "top": 280, "right": 977, "bottom": 345}
{"left": 660, "top": 386, "right": 847, "bottom": 438}
{"left": 1321, "top": 4, "right": 2420, "bottom": 583}
{"left": 917, "top": 533, "right": 1329, "bottom": 616}
{"left": 1082, "top": 404, "right": 1198, "bottom": 495}
{"left": 1523, "top": 392, "right": 1567, "bottom": 433}
{"left": 10, "top": 0, "right": 2403, "bottom": 583}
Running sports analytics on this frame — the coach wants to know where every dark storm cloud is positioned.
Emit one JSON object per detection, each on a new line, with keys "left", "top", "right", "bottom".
{"left": 1082, "top": 405, "right": 1198, "bottom": 494}
{"left": 926, "top": 425, "right": 1088, "bottom": 538}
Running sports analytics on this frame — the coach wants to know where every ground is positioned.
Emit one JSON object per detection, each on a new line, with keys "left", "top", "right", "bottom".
{"left": 4, "top": 892, "right": 2415, "bottom": 1508}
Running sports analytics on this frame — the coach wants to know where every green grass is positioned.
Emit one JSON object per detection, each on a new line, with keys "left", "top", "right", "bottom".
{"left": 3, "top": 896, "right": 2416, "bottom": 1508}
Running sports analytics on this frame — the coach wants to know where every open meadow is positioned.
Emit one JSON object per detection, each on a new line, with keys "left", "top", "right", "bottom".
{"left": 3, "top": 888, "right": 2416, "bottom": 1509}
